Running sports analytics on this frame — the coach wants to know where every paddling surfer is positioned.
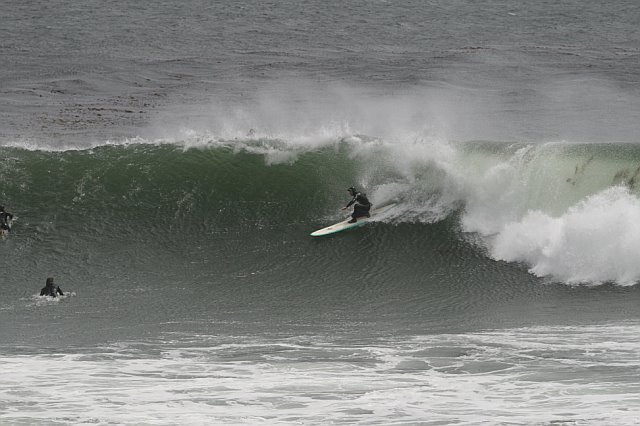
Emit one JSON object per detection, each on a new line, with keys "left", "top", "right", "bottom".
{"left": 0, "top": 206, "right": 13, "bottom": 236}
{"left": 40, "top": 277, "right": 64, "bottom": 297}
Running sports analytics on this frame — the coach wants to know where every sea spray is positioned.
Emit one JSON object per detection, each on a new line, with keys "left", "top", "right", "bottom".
{"left": 490, "top": 186, "right": 640, "bottom": 285}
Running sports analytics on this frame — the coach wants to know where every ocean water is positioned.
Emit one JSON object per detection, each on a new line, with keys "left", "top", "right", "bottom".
{"left": 1, "top": 0, "right": 640, "bottom": 424}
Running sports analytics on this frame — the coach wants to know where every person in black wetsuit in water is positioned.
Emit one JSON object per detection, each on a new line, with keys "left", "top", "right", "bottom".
{"left": 0, "top": 205, "right": 13, "bottom": 236}
{"left": 341, "top": 186, "right": 372, "bottom": 223}
{"left": 40, "top": 277, "right": 64, "bottom": 297}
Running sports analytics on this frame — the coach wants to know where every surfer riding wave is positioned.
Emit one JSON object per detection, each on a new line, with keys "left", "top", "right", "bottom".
{"left": 341, "top": 186, "right": 372, "bottom": 223}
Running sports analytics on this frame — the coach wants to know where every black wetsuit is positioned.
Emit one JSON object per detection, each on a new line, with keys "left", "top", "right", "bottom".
{"left": 40, "top": 284, "right": 64, "bottom": 297}
{"left": 346, "top": 192, "right": 372, "bottom": 219}
{"left": 0, "top": 211, "right": 13, "bottom": 231}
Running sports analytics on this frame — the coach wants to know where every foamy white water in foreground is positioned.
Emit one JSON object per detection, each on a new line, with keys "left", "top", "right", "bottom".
{"left": 2, "top": 322, "right": 639, "bottom": 425}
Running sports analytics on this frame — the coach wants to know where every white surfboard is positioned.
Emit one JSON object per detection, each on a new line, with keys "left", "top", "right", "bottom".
{"left": 310, "top": 203, "right": 396, "bottom": 237}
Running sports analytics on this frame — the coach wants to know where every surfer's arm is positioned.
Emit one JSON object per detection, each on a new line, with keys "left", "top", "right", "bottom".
{"left": 345, "top": 197, "right": 356, "bottom": 208}
{"left": 57, "top": 287, "right": 64, "bottom": 296}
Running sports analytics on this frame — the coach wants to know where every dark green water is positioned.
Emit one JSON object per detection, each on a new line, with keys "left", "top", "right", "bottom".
{"left": 2, "top": 141, "right": 640, "bottom": 350}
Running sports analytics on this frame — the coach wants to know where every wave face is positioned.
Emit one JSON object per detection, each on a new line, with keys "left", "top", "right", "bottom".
{"left": 2, "top": 136, "right": 640, "bottom": 286}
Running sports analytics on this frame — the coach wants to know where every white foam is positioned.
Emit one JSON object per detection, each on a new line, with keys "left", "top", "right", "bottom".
{"left": 26, "top": 292, "right": 77, "bottom": 307}
{"left": 479, "top": 186, "right": 640, "bottom": 285}
{"left": 450, "top": 143, "right": 640, "bottom": 285}
{"left": 1, "top": 323, "right": 639, "bottom": 424}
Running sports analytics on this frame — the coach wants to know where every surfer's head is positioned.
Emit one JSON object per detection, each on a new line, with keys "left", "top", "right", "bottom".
{"left": 348, "top": 187, "right": 357, "bottom": 196}
{"left": 46, "top": 277, "right": 54, "bottom": 286}
{"left": 0, "top": 206, "right": 4, "bottom": 212}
